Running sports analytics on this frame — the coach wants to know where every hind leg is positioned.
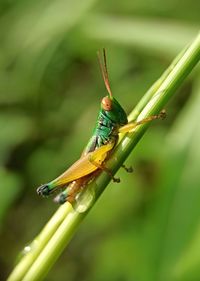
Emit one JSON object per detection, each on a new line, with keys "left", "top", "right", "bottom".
{"left": 53, "top": 173, "right": 97, "bottom": 205}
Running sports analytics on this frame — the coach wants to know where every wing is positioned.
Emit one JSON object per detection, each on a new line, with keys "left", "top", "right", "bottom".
{"left": 51, "top": 142, "right": 115, "bottom": 186}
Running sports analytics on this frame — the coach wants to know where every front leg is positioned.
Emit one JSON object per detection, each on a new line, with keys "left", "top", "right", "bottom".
{"left": 119, "top": 110, "right": 166, "bottom": 133}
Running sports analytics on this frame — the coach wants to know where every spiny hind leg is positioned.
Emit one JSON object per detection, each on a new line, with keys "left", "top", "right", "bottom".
{"left": 54, "top": 188, "right": 77, "bottom": 205}
{"left": 54, "top": 188, "right": 69, "bottom": 204}
{"left": 119, "top": 110, "right": 166, "bottom": 133}
{"left": 54, "top": 180, "right": 83, "bottom": 204}
{"left": 54, "top": 175, "right": 95, "bottom": 205}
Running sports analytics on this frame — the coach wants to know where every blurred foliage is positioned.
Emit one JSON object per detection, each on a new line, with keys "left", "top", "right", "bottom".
{"left": 0, "top": 0, "right": 199, "bottom": 280}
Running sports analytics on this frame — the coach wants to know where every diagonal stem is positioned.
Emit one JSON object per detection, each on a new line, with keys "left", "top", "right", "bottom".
{"left": 7, "top": 32, "right": 200, "bottom": 281}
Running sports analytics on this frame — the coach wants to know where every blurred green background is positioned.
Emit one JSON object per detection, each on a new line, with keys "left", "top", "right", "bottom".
{"left": 0, "top": 0, "right": 200, "bottom": 280}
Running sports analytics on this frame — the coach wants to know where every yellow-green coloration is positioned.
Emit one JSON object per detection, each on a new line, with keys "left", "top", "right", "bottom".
{"left": 37, "top": 49, "right": 165, "bottom": 204}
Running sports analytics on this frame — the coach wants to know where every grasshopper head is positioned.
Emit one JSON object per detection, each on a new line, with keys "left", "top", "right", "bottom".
{"left": 98, "top": 49, "right": 128, "bottom": 126}
{"left": 101, "top": 95, "right": 127, "bottom": 125}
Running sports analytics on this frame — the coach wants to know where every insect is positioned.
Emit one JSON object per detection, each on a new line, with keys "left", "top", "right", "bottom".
{"left": 37, "top": 49, "right": 165, "bottom": 204}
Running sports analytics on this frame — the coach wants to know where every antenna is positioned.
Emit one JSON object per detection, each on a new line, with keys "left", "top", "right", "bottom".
{"left": 97, "top": 48, "right": 113, "bottom": 98}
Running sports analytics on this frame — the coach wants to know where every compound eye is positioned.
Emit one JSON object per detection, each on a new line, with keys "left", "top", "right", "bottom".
{"left": 101, "top": 96, "right": 112, "bottom": 111}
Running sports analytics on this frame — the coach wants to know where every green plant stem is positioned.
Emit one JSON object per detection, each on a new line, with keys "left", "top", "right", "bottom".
{"left": 7, "top": 204, "right": 72, "bottom": 281}
{"left": 7, "top": 32, "right": 200, "bottom": 281}
{"left": 127, "top": 45, "right": 189, "bottom": 123}
{"left": 8, "top": 37, "right": 191, "bottom": 281}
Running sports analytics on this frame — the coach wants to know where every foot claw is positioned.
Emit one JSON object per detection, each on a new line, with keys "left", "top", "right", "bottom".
{"left": 126, "top": 166, "right": 133, "bottom": 173}
{"left": 113, "top": 177, "right": 120, "bottom": 183}
{"left": 159, "top": 109, "right": 166, "bottom": 120}
{"left": 122, "top": 164, "right": 133, "bottom": 173}
{"left": 122, "top": 165, "right": 133, "bottom": 173}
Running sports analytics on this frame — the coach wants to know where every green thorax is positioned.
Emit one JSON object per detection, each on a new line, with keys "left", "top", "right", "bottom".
{"left": 84, "top": 97, "right": 128, "bottom": 154}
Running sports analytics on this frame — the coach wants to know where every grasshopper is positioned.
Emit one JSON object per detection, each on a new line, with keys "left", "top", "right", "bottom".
{"left": 37, "top": 49, "right": 165, "bottom": 204}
